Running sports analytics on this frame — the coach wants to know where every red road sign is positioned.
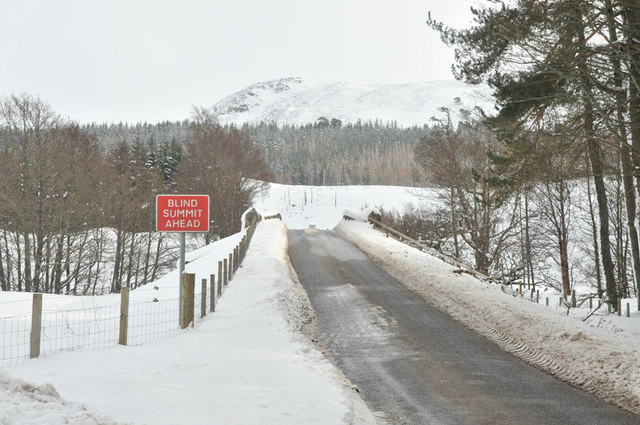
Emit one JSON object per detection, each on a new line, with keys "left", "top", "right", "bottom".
{"left": 156, "top": 194, "right": 210, "bottom": 232}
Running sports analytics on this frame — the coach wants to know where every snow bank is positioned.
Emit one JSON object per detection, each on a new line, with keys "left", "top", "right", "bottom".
{"left": 7, "top": 219, "right": 376, "bottom": 425}
{"left": 336, "top": 219, "right": 640, "bottom": 416}
{"left": 343, "top": 207, "right": 380, "bottom": 222}
{"left": 0, "top": 371, "right": 120, "bottom": 425}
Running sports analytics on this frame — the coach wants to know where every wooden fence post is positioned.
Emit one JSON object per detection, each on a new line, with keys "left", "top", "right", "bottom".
{"left": 30, "top": 293, "right": 43, "bottom": 359}
{"left": 119, "top": 287, "right": 129, "bottom": 346}
{"left": 617, "top": 298, "right": 622, "bottom": 316}
{"left": 571, "top": 290, "right": 576, "bottom": 308}
{"left": 218, "top": 262, "right": 223, "bottom": 294}
{"left": 201, "top": 279, "right": 207, "bottom": 319}
{"left": 181, "top": 273, "right": 195, "bottom": 329}
{"left": 223, "top": 259, "right": 228, "bottom": 286}
{"left": 210, "top": 274, "right": 216, "bottom": 312}
{"left": 545, "top": 297, "right": 549, "bottom": 306}
{"left": 228, "top": 253, "right": 233, "bottom": 281}
{"left": 233, "top": 247, "right": 237, "bottom": 271}
{"left": 627, "top": 303, "right": 630, "bottom": 318}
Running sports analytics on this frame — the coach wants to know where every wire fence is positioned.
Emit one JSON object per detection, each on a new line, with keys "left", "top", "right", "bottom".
{"left": 41, "top": 304, "right": 121, "bottom": 356}
{"left": 128, "top": 299, "right": 182, "bottom": 346}
{"left": 0, "top": 217, "right": 260, "bottom": 369}
{"left": 1, "top": 313, "right": 30, "bottom": 368}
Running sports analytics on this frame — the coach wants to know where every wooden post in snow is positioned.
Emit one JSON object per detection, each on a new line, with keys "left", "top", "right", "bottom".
{"left": 119, "top": 287, "right": 129, "bottom": 346}
{"left": 223, "top": 259, "right": 228, "bottom": 286}
{"left": 30, "top": 293, "right": 43, "bottom": 358}
{"left": 201, "top": 279, "right": 207, "bottom": 319}
{"left": 210, "top": 274, "right": 216, "bottom": 313}
{"left": 181, "top": 273, "right": 195, "bottom": 329}
{"left": 218, "top": 262, "right": 223, "bottom": 294}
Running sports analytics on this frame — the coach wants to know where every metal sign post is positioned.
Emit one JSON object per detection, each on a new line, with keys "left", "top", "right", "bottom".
{"left": 178, "top": 232, "right": 186, "bottom": 320}
{"left": 156, "top": 194, "right": 210, "bottom": 326}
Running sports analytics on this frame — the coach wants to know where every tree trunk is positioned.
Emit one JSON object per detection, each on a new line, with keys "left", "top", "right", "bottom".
{"left": 112, "top": 229, "right": 123, "bottom": 293}
{"left": 623, "top": 2, "right": 640, "bottom": 310}
{"left": 585, "top": 121, "right": 618, "bottom": 307}
{"left": 576, "top": 15, "right": 618, "bottom": 308}
{"left": 524, "top": 193, "right": 535, "bottom": 290}
{"left": 585, "top": 165, "right": 603, "bottom": 296}
{"left": 23, "top": 232, "right": 32, "bottom": 292}
{"left": 606, "top": 0, "right": 640, "bottom": 308}
{"left": 2, "top": 231, "right": 12, "bottom": 291}
{"left": 451, "top": 186, "right": 460, "bottom": 258}
{"left": 0, "top": 242, "right": 6, "bottom": 291}
{"left": 53, "top": 234, "right": 64, "bottom": 295}
{"left": 125, "top": 232, "right": 136, "bottom": 289}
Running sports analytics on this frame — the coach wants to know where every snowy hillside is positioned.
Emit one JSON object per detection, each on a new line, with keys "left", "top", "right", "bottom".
{"left": 211, "top": 77, "right": 494, "bottom": 127}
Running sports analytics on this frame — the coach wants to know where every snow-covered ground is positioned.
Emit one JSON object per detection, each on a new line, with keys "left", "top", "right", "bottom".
{"left": 1, "top": 219, "right": 376, "bottom": 425}
{"left": 336, "top": 219, "right": 640, "bottom": 415}
{"left": 1, "top": 182, "right": 425, "bottom": 424}
{"left": 254, "top": 182, "right": 440, "bottom": 229}
{"left": 4, "top": 181, "right": 640, "bottom": 422}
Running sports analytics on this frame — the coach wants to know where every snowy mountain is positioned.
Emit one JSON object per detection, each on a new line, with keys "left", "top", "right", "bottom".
{"left": 211, "top": 77, "right": 494, "bottom": 127}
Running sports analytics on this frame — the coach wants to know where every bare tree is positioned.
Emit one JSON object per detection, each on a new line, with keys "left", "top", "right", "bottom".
{"left": 176, "top": 111, "right": 270, "bottom": 242}
{"left": 416, "top": 116, "right": 518, "bottom": 275}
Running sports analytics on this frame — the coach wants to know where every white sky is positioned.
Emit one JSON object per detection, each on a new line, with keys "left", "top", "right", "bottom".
{"left": 0, "top": 0, "right": 476, "bottom": 124}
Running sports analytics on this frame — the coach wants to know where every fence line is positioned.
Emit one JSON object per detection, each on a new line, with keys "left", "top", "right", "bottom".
{"left": 0, "top": 216, "right": 261, "bottom": 368}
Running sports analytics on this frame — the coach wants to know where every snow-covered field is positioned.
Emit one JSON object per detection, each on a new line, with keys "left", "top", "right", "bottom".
{"left": 254, "top": 182, "right": 440, "bottom": 229}
{"left": 336, "top": 219, "right": 640, "bottom": 415}
{"left": 1, "top": 219, "right": 376, "bottom": 425}
{"left": 3, "top": 181, "right": 640, "bottom": 422}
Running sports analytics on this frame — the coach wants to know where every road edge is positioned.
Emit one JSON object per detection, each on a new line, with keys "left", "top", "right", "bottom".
{"left": 280, "top": 228, "right": 389, "bottom": 425}
{"left": 335, "top": 220, "right": 640, "bottom": 417}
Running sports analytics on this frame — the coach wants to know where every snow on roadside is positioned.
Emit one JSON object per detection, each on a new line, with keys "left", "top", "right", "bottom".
{"left": 336, "top": 219, "right": 640, "bottom": 416}
{"left": 0, "top": 371, "right": 121, "bottom": 425}
{"left": 5, "top": 219, "right": 377, "bottom": 425}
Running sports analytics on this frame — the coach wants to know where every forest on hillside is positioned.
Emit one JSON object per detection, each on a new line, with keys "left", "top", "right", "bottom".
{"left": 84, "top": 118, "right": 434, "bottom": 186}
{"left": 0, "top": 95, "right": 442, "bottom": 296}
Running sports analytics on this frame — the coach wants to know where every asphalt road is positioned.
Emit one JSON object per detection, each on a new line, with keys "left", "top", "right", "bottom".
{"left": 288, "top": 229, "right": 640, "bottom": 425}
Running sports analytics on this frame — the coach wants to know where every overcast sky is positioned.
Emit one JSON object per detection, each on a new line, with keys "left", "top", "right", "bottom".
{"left": 0, "top": 0, "right": 476, "bottom": 124}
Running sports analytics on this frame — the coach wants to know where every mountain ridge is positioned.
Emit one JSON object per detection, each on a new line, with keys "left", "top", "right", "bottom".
{"left": 211, "top": 77, "right": 494, "bottom": 127}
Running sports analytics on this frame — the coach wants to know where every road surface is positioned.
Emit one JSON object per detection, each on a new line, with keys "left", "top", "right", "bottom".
{"left": 288, "top": 229, "right": 640, "bottom": 425}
